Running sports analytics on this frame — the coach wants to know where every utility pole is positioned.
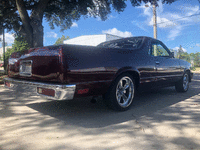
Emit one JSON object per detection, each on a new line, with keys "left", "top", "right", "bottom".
{"left": 145, "top": 1, "right": 157, "bottom": 39}
{"left": 152, "top": 1, "right": 157, "bottom": 39}
{"left": 2, "top": 28, "right": 6, "bottom": 71}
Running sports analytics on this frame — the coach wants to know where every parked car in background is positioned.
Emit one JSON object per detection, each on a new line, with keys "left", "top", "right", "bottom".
{"left": 0, "top": 63, "right": 3, "bottom": 68}
{"left": 4, "top": 36, "right": 193, "bottom": 111}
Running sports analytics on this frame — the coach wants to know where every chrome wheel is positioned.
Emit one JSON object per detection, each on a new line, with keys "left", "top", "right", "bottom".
{"left": 175, "top": 72, "right": 190, "bottom": 92}
{"left": 104, "top": 73, "right": 135, "bottom": 111}
{"left": 116, "top": 76, "right": 134, "bottom": 108}
{"left": 183, "top": 73, "right": 189, "bottom": 91}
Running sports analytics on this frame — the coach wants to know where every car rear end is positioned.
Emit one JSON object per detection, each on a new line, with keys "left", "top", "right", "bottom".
{"left": 4, "top": 45, "right": 76, "bottom": 100}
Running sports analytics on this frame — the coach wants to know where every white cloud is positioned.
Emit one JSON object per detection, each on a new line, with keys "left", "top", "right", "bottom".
{"left": 168, "top": 26, "right": 183, "bottom": 41}
{"left": 108, "top": 15, "right": 116, "bottom": 19}
{"left": 181, "top": 5, "right": 199, "bottom": 16}
{"left": 196, "top": 43, "right": 200, "bottom": 47}
{"left": 132, "top": 20, "right": 148, "bottom": 32}
{"left": 173, "top": 46, "right": 187, "bottom": 52}
{"left": 96, "top": 15, "right": 116, "bottom": 21}
{"left": 46, "top": 32, "right": 58, "bottom": 38}
{"left": 149, "top": 17, "right": 176, "bottom": 28}
{"left": 137, "top": 0, "right": 200, "bottom": 40}
{"left": 72, "top": 22, "right": 78, "bottom": 27}
{"left": 102, "top": 28, "right": 132, "bottom": 37}
{"left": 0, "top": 33, "right": 15, "bottom": 45}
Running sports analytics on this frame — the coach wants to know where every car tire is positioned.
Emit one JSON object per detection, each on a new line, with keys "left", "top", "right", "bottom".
{"left": 104, "top": 73, "right": 135, "bottom": 111}
{"left": 175, "top": 72, "right": 189, "bottom": 92}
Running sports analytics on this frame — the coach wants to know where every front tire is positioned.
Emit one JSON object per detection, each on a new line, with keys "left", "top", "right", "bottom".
{"left": 104, "top": 73, "right": 135, "bottom": 111}
{"left": 175, "top": 72, "right": 189, "bottom": 92}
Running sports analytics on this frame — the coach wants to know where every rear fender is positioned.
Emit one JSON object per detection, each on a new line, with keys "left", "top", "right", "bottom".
{"left": 112, "top": 67, "right": 140, "bottom": 89}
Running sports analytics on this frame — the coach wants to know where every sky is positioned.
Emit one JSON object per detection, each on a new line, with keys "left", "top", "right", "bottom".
{"left": 1, "top": 0, "right": 200, "bottom": 54}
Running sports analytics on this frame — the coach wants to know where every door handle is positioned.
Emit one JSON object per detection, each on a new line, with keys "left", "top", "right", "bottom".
{"left": 155, "top": 61, "right": 160, "bottom": 64}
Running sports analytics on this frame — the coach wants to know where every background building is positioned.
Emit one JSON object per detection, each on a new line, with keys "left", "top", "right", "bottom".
{"left": 64, "top": 34, "right": 122, "bottom": 46}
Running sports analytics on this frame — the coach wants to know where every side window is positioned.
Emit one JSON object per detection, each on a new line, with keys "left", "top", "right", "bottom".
{"left": 150, "top": 42, "right": 170, "bottom": 57}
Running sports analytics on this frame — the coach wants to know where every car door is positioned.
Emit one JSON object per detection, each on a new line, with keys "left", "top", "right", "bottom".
{"left": 150, "top": 40, "right": 181, "bottom": 86}
{"left": 134, "top": 38, "right": 158, "bottom": 90}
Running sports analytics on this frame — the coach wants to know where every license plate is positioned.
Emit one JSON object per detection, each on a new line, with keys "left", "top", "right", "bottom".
{"left": 20, "top": 60, "right": 32, "bottom": 76}
{"left": 37, "top": 87, "right": 55, "bottom": 97}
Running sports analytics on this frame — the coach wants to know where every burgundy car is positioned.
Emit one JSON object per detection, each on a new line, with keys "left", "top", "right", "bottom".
{"left": 4, "top": 36, "right": 193, "bottom": 111}
{"left": 0, "top": 63, "right": 3, "bottom": 67}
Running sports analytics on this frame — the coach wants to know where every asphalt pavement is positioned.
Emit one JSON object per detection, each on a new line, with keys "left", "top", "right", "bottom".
{"left": 0, "top": 73, "right": 200, "bottom": 150}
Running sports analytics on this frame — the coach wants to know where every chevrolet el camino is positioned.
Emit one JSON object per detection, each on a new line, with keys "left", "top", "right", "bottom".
{"left": 4, "top": 36, "right": 193, "bottom": 111}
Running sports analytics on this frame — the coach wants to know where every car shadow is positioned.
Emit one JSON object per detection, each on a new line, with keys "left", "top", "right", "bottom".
{"left": 26, "top": 74, "right": 200, "bottom": 128}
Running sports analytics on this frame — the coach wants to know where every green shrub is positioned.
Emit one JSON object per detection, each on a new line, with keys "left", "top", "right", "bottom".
{"left": 4, "top": 36, "right": 30, "bottom": 71}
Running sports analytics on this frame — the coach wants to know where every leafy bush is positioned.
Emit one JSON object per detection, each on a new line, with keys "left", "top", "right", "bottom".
{"left": 4, "top": 36, "right": 30, "bottom": 72}
{"left": 190, "top": 66, "right": 196, "bottom": 71}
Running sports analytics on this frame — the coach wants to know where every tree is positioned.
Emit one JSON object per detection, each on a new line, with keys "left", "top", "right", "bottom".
{"left": 177, "top": 45, "right": 184, "bottom": 59}
{"left": 4, "top": 36, "right": 29, "bottom": 70}
{"left": 190, "top": 52, "right": 200, "bottom": 67}
{"left": 0, "top": 0, "right": 176, "bottom": 48}
{"left": 179, "top": 52, "right": 190, "bottom": 63}
{"left": 54, "top": 35, "right": 70, "bottom": 45}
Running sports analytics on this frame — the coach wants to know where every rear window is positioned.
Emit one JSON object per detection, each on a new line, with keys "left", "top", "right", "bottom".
{"left": 98, "top": 37, "right": 144, "bottom": 49}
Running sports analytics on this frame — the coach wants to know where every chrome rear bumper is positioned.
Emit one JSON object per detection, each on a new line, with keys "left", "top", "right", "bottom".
{"left": 4, "top": 78, "right": 76, "bottom": 100}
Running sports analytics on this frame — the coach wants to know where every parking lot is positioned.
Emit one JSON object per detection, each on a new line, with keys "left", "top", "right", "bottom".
{"left": 0, "top": 73, "right": 200, "bottom": 150}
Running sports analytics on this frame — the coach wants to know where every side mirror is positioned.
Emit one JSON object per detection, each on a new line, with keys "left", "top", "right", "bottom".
{"left": 170, "top": 52, "right": 174, "bottom": 58}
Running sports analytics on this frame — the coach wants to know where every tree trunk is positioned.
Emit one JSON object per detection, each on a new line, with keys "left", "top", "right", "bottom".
{"left": 16, "top": 0, "right": 33, "bottom": 47}
{"left": 16, "top": 0, "right": 50, "bottom": 48}
{"left": 31, "top": 19, "right": 44, "bottom": 48}
{"left": 19, "top": 20, "right": 44, "bottom": 48}
{"left": 32, "top": 25, "right": 44, "bottom": 48}
{"left": 30, "top": 0, "right": 50, "bottom": 48}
